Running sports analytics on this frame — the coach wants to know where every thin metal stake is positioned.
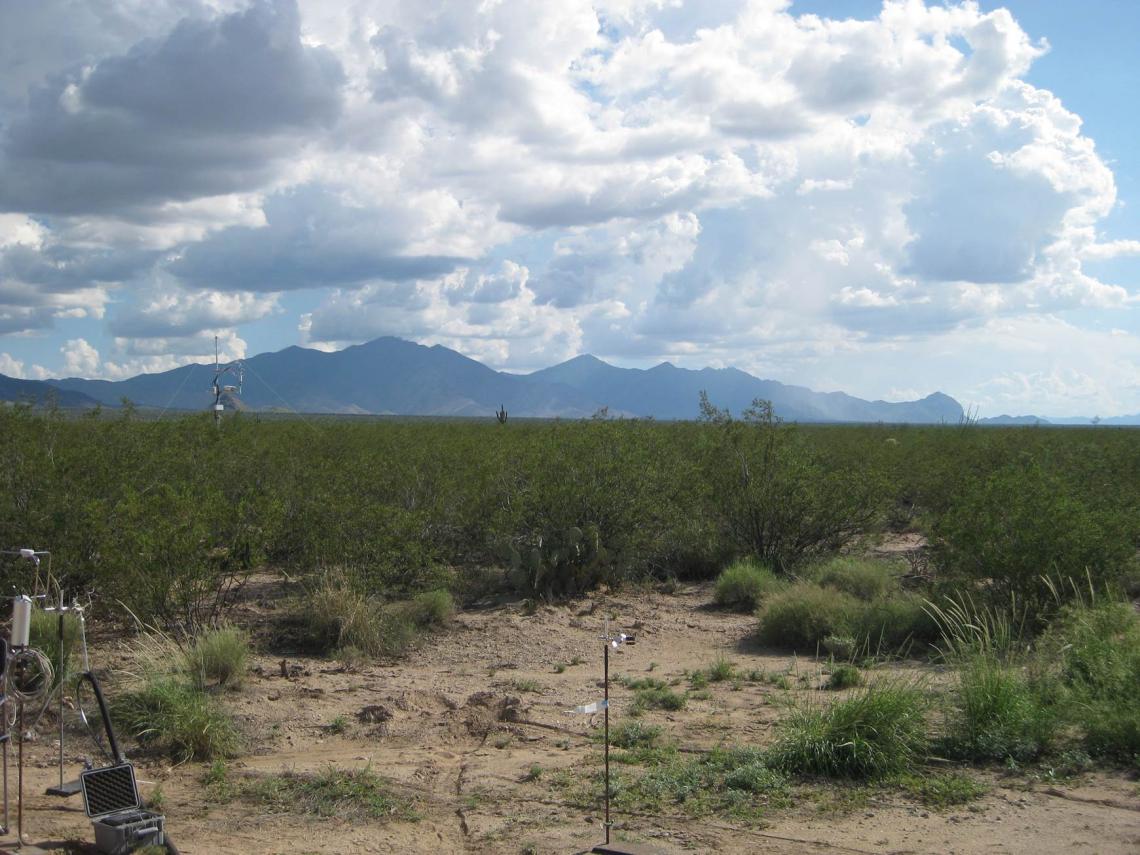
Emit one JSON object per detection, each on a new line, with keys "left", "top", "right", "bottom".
{"left": 603, "top": 637, "right": 610, "bottom": 846}
{"left": 56, "top": 603, "right": 64, "bottom": 792}
{"left": 17, "top": 701, "right": 24, "bottom": 845}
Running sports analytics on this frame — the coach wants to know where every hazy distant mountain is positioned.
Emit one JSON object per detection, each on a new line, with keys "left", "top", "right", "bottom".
{"left": 42, "top": 336, "right": 965, "bottom": 423}
{"left": 0, "top": 375, "right": 100, "bottom": 408}
{"left": 48, "top": 338, "right": 602, "bottom": 417}
{"left": 528, "top": 354, "right": 964, "bottom": 423}
{"left": 978, "top": 415, "right": 1051, "bottom": 426}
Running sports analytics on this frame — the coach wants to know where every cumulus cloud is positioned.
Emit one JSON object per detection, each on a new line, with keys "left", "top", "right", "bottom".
{"left": 109, "top": 287, "right": 279, "bottom": 337}
{"left": 0, "top": 353, "right": 25, "bottom": 378}
{"left": 0, "top": 0, "right": 1136, "bottom": 414}
{"left": 0, "top": 0, "right": 343, "bottom": 215}
{"left": 61, "top": 338, "right": 101, "bottom": 377}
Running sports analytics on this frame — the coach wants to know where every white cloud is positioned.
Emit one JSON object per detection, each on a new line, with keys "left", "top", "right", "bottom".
{"left": 0, "top": 0, "right": 1135, "bottom": 413}
{"left": 0, "top": 353, "right": 25, "bottom": 378}
{"left": 61, "top": 338, "right": 101, "bottom": 377}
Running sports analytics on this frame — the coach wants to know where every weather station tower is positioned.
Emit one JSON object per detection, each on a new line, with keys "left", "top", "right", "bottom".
{"left": 211, "top": 335, "right": 244, "bottom": 426}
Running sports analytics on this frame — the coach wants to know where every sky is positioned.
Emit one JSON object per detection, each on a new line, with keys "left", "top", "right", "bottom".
{"left": 0, "top": 0, "right": 1138, "bottom": 417}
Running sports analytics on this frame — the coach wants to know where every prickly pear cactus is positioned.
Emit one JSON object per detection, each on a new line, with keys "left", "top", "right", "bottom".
{"left": 498, "top": 523, "right": 621, "bottom": 598}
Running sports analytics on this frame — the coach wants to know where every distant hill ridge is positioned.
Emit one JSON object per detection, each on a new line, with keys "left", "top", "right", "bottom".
{"left": 13, "top": 336, "right": 969, "bottom": 423}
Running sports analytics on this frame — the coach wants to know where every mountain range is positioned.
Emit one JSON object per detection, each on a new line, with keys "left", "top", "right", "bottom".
{"left": 10, "top": 336, "right": 966, "bottom": 423}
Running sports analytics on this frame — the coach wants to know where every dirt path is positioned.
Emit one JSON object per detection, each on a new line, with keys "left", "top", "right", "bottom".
{"left": 2, "top": 583, "right": 1138, "bottom": 853}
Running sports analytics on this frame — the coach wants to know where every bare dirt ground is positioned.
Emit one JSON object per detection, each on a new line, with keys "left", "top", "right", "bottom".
{"left": 2, "top": 580, "right": 1138, "bottom": 854}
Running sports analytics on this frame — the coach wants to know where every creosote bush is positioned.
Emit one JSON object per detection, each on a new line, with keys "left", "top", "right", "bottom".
{"left": 713, "top": 559, "right": 785, "bottom": 612}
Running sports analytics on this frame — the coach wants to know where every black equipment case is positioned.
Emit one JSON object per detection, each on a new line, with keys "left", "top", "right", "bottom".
{"left": 80, "top": 763, "right": 165, "bottom": 854}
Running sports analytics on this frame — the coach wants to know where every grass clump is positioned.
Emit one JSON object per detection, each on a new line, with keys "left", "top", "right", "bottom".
{"left": 854, "top": 593, "right": 940, "bottom": 653}
{"left": 769, "top": 682, "right": 927, "bottom": 779}
{"left": 291, "top": 572, "right": 430, "bottom": 660}
{"left": 756, "top": 584, "right": 858, "bottom": 651}
{"left": 1046, "top": 601, "right": 1140, "bottom": 766}
{"left": 611, "top": 721, "right": 663, "bottom": 750}
{"left": 810, "top": 557, "right": 896, "bottom": 601}
{"left": 939, "top": 655, "right": 1058, "bottom": 764}
{"left": 114, "top": 672, "right": 239, "bottom": 762}
{"left": 614, "top": 747, "right": 788, "bottom": 819}
{"left": 186, "top": 625, "right": 249, "bottom": 689}
{"left": 714, "top": 559, "right": 785, "bottom": 612}
{"left": 406, "top": 589, "right": 454, "bottom": 627}
{"left": 633, "top": 685, "right": 687, "bottom": 713}
{"left": 28, "top": 608, "right": 82, "bottom": 693}
{"left": 826, "top": 664, "right": 862, "bottom": 690}
{"left": 903, "top": 771, "right": 988, "bottom": 809}
{"left": 113, "top": 631, "right": 240, "bottom": 762}
{"left": 248, "top": 766, "right": 416, "bottom": 821}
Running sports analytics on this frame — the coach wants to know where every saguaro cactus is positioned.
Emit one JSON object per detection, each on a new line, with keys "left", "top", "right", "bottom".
{"left": 496, "top": 404, "right": 508, "bottom": 424}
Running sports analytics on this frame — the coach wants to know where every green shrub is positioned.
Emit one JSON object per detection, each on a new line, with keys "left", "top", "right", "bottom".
{"left": 1081, "top": 704, "right": 1140, "bottom": 768}
{"left": 769, "top": 682, "right": 927, "bottom": 779}
{"left": 940, "top": 655, "right": 1058, "bottom": 763}
{"left": 699, "top": 395, "right": 884, "bottom": 572}
{"left": 407, "top": 589, "right": 454, "bottom": 627}
{"left": 811, "top": 557, "right": 896, "bottom": 601}
{"left": 827, "top": 664, "right": 862, "bottom": 690}
{"left": 187, "top": 625, "right": 249, "bottom": 689}
{"left": 1044, "top": 602, "right": 1140, "bottom": 764}
{"left": 756, "top": 584, "right": 858, "bottom": 650}
{"left": 854, "top": 593, "right": 940, "bottom": 653}
{"left": 713, "top": 560, "right": 784, "bottom": 612}
{"left": 1047, "top": 601, "right": 1140, "bottom": 700}
{"left": 821, "top": 635, "right": 856, "bottom": 659}
{"left": 931, "top": 461, "right": 1133, "bottom": 625}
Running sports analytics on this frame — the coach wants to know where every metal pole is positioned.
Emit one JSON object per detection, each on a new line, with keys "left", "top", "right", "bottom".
{"left": 603, "top": 639, "right": 610, "bottom": 846}
{"left": 17, "top": 701, "right": 24, "bottom": 845}
{"left": 56, "top": 604, "right": 64, "bottom": 792}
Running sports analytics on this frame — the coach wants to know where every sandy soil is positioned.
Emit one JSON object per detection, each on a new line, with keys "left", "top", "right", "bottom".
{"left": 1, "top": 581, "right": 1137, "bottom": 854}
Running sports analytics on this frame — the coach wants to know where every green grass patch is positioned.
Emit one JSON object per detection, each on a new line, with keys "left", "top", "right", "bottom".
{"left": 186, "top": 625, "right": 249, "bottom": 689}
{"left": 612, "top": 747, "right": 789, "bottom": 820}
{"left": 632, "top": 685, "right": 687, "bottom": 713}
{"left": 113, "top": 673, "right": 239, "bottom": 762}
{"left": 939, "top": 655, "right": 1059, "bottom": 764}
{"left": 756, "top": 584, "right": 859, "bottom": 651}
{"left": 901, "top": 771, "right": 988, "bottom": 809}
{"left": 247, "top": 766, "right": 416, "bottom": 821}
{"left": 113, "top": 631, "right": 240, "bottom": 762}
{"left": 769, "top": 682, "right": 928, "bottom": 779}
{"left": 809, "top": 557, "right": 897, "bottom": 601}
{"left": 826, "top": 664, "right": 862, "bottom": 690}
{"left": 714, "top": 559, "right": 785, "bottom": 612}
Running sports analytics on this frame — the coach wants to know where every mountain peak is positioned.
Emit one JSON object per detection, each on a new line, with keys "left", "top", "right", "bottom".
{"left": 33, "top": 335, "right": 972, "bottom": 423}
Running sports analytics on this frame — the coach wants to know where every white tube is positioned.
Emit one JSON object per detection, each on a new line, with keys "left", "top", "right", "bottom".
{"left": 9, "top": 597, "right": 32, "bottom": 649}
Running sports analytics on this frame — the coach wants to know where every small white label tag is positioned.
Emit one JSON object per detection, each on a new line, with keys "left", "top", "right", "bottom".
{"left": 572, "top": 699, "right": 609, "bottom": 714}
